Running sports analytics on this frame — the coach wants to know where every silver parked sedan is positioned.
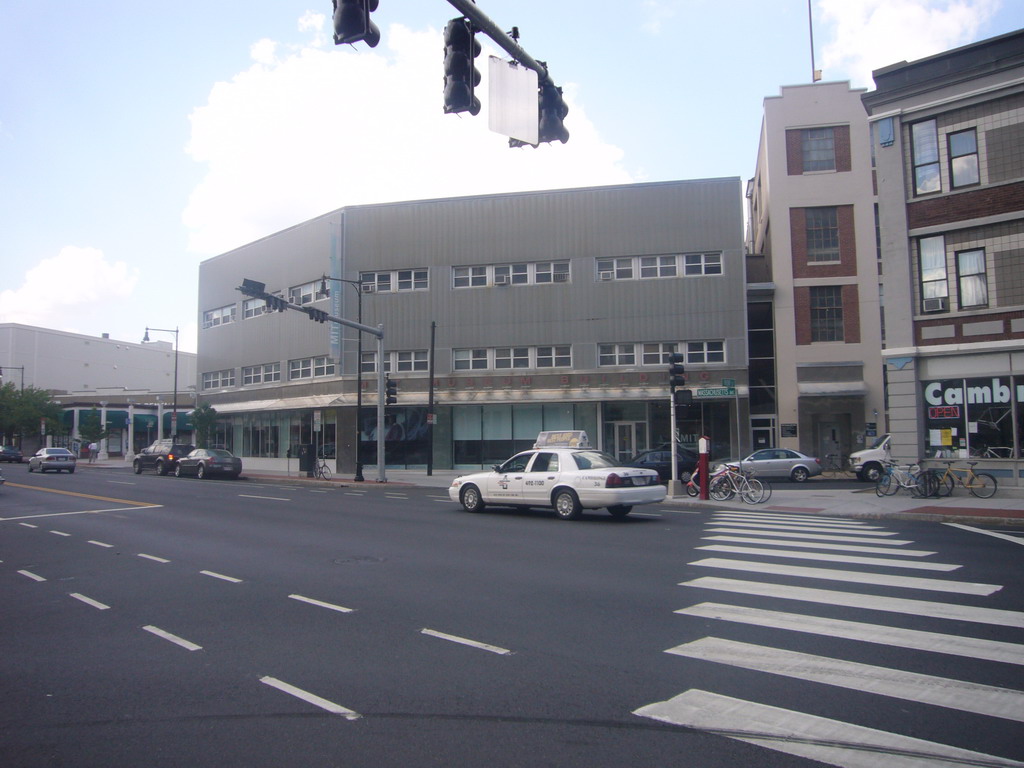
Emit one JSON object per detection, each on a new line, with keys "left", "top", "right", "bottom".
{"left": 713, "top": 448, "right": 822, "bottom": 482}
{"left": 28, "top": 447, "right": 77, "bottom": 473}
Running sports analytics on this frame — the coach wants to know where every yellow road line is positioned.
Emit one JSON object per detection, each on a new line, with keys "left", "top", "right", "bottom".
{"left": 4, "top": 481, "right": 154, "bottom": 507}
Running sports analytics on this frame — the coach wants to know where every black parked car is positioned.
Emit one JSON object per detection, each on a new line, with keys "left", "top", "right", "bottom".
{"left": 0, "top": 445, "right": 23, "bottom": 463}
{"left": 628, "top": 446, "right": 699, "bottom": 483}
{"left": 174, "top": 448, "right": 242, "bottom": 479}
{"left": 133, "top": 439, "right": 195, "bottom": 476}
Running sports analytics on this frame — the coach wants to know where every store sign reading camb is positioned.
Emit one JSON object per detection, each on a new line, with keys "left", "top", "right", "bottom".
{"left": 924, "top": 379, "right": 1021, "bottom": 407}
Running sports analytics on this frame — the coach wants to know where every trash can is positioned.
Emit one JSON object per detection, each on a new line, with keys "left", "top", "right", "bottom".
{"left": 297, "top": 443, "right": 315, "bottom": 477}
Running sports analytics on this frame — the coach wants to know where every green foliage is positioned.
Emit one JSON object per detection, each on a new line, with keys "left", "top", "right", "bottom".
{"left": 77, "top": 408, "right": 109, "bottom": 445}
{"left": 190, "top": 402, "right": 219, "bottom": 448}
{"left": 0, "top": 383, "right": 64, "bottom": 443}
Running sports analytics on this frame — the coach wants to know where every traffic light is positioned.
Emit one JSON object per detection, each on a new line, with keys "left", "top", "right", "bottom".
{"left": 306, "top": 307, "right": 328, "bottom": 323}
{"left": 442, "top": 17, "right": 481, "bottom": 116}
{"left": 332, "top": 0, "right": 380, "bottom": 48}
{"left": 265, "top": 294, "right": 289, "bottom": 312}
{"left": 385, "top": 377, "right": 398, "bottom": 405}
{"left": 667, "top": 353, "right": 686, "bottom": 391}
{"left": 538, "top": 82, "right": 569, "bottom": 144}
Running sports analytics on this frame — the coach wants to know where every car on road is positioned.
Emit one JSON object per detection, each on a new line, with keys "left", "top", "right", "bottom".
{"left": 0, "top": 445, "right": 23, "bottom": 463}
{"left": 713, "top": 448, "right": 822, "bottom": 482}
{"left": 174, "top": 448, "right": 242, "bottom": 479}
{"left": 133, "top": 439, "right": 195, "bottom": 476}
{"left": 28, "top": 447, "right": 77, "bottom": 473}
{"left": 448, "top": 431, "right": 666, "bottom": 520}
{"left": 627, "top": 446, "right": 699, "bottom": 483}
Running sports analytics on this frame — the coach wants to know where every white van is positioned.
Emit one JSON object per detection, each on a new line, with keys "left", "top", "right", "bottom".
{"left": 849, "top": 434, "right": 890, "bottom": 482}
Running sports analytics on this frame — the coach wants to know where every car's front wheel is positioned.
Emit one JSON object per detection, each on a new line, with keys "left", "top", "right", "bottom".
{"left": 174, "top": 464, "right": 183, "bottom": 477}
{"left": 791, "top": 466, "right": 810, "bottom": 483}
{"left": 197, "top": 464, "right": 206, "bottom": 479}
{"left": 133, "top": 460, "right": 142, "bottom": 475}
{"left": 460, "top": 484, "right": 486, "bottom": 513}
{"left": 553, "top": 489, "right": 582, "bottom": 520}
{"left": 860, "top": 462, "right": 882, "bottom": 483}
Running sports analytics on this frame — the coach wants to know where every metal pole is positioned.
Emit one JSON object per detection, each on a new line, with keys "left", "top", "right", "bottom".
{"left": 446, "top": 0, "right": 556, "bottom": 86}
{"left": 376, "top": 330, "right": 386, "bottom": 483}
{"left": 427, "top": 321, "right": 436, "bottom": 476}
{"left": 172, "top": 328, "right": 179, "bottom": 441}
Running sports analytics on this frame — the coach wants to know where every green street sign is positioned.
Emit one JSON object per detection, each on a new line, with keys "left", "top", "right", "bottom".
{"left": 696, "top": 387, "right": 736, "bottom": 398}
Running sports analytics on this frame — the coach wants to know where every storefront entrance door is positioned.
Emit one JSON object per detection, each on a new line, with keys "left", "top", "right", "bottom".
{"left": 609, "top": 422, "right": 640, "bottom": 463}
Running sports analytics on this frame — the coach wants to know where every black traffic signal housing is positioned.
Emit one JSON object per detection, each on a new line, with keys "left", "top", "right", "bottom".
{"left": 265, "top": 294, "right": 289, "bottom": 312}
{"left": 385, "top": 377, "right": 398, "bottom": 405}
{"left": 306, "top": 307, "right": 328, "bottom": 323}
{"left": 332, "top": 0, "right": 380, "bottom": 48}
{"left": 667, "top": 353, "right": 686, "bottom": 391}
{"left": 442, "top": 17, "right": 481, "bottom": 116}
{"left": 538, "top": 82, "right": 569, "bottom": 144}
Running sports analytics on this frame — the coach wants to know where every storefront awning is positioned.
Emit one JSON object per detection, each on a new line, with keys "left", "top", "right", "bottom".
{"left": 211, "top": 395, "right": 341, "bottom": 414}
{"left": 798, "top": 381, "right": 867, "bottom": 397}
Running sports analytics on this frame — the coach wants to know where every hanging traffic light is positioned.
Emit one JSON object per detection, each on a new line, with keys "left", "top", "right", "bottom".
{"left": 538, "top": 82, "right": 569, "bottom": 144}
{"left": 332, "top": 0, "right": 380, "bottom": 48}
{"left": 442, "top": 17, "right": 481, "bottom": 116}
{"left": 306, "top": 307, "right": 328, "bottom": 323}
{"left": 667, "top": 353, "right": 686, "bottom": 391}
{"left": 385, "top": 377, "right": 398, "bottom": 405}
{"left": 265, "top": 294, "right": 289, "bottom": 312}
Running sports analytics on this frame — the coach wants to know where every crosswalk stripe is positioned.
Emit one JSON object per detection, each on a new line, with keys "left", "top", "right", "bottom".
{"left": 667, "top": 637, "right": 1024, "bottom": 722}
{"left": 708, "top": 527, "right": 912, "bottom": 545}
{"left": 688, "top": 558, "right": 1000, "bottom": 595}
{"left": 681, "top": 576, "right": 1024, "bottom": 628}
{"left": 702, "top": 535, "right": 935, "bottom": 557}
{"left": 676, "top": 602, "right": 1024, "bottom": 666}
{"left": 706, "top": 521, "right": 899, "bottom": 536}
{"left": 712, "top": 512, "right": 879, "bottom": 528}
{"left": 633, "top": 689, "right": 1024, "bottom": 768}
{"left": 695, "top": 545, "right": 960, "bottom": 571}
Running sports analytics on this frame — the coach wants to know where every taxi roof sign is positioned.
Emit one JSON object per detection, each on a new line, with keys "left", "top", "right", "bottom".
{"left": 533, "top": 431, "right": 591, "bottom": 449}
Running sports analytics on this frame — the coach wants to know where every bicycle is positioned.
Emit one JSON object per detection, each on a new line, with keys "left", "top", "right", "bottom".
{"left": 821, "top": 453, "right": 853, "bottom": 479}
{"left": 708, "top": 464, "right": 771, "bottom": 504}
{"left": 923, "top": 460, "right": 997, "bottom": 499}
{"left": 314, "top": 458, "right": 332, "bottom": 481}
{"left": 875, "top": 460, "right": 930, "bottom": 497}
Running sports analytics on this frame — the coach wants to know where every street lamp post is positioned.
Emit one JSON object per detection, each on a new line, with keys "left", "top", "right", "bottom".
{"left": 143, "top": 326, "right": 179, "bottom": 441}
{"left": 320, "top": 275, "right": 365, "bottom": 481}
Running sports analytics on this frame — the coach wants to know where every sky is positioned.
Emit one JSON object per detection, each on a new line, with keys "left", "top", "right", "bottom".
{"left": 1, "top": 0, "right": 1020, "bottom": 355}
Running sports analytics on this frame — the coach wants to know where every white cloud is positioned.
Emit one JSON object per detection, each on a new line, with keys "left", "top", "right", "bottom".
{"left": 182, "top": 21, "right": 632, "bottom": 256}
{"left": 817, "top": 0, "right": 1002, "bottom": 86}
{"left": 0, "top": 246, "right": 139, "bottom": 332}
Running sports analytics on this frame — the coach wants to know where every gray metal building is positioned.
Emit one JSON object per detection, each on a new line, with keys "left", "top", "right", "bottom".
{"left": 197, "top": 178, "right": 747, "bottom": 475}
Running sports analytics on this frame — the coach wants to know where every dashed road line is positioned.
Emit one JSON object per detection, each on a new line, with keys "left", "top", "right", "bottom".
{"left": 88, "top": 540, "right": 114, "bottom": 548}
{"left": 49, "top": 530, "right": 72, "bottom": 537}
{"left": 288, "top": 594, "right": 354, "bottom": 613}
{"left": 200, "top": 570, "right": 242, "bottom": 583}
{"left": 260, "top": 676, "right": 360, "bottom": 719}
{"left": 70, "top": 593, "right": 110, "bottom": 610}
{"left": 17, "top": 569, "right": 46, "bottom": 582}
{"left": 421, "top": 628, "right": 512, "bottom": 655}
{"left": 142, "top": 625, "right": 202, "bottom": 651}
{"left": 138, "top": 553, "right": 170, "bottom": 563}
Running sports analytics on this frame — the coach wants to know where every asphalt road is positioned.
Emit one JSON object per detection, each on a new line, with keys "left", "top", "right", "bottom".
{"left": 2, "top": 466, "right": 1022, "bottom": 767}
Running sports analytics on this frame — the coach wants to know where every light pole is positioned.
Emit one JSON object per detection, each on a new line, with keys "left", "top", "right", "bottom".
{"left": 143, "top": 326, "right": 179, "bottom": 441}
{"left": 320, "top": 274, "right": 366, "bottom": 481}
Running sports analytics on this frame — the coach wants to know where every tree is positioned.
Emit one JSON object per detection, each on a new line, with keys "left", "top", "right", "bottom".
{"left": 0, "top": 383, "right": 64, "bottom": 445}
{"left": 77, "top": 408, "right": 109, "bottom": 446}
{"left": 190, "top": 402, "right": 219, "bottom": 448}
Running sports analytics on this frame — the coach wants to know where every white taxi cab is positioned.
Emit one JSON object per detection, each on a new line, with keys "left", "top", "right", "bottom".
{"left": 448, "top": 431, "right": 666, "bottom": 520}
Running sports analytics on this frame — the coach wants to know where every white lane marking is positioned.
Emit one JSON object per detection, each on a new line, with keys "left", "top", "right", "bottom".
{"left": 702, "top": 535, "right": 935, "bottom": 557}
{"left": 49, "top": 530, "right": 72, "bottom": 537}
{"left": 2, "top": 506, "right": 162, "bottom": 521}
{"left": 107, "top": 481, "right": 136, "bottom": 486}
{"left": 706, "top": 521, "right": 898, "bottom": 536}
{"left": 668, "top": 636, "right": 1024, "bottom": 722}
{"left": 945, "top": 522, "right": 1024, "bottom": 546}
{"left": 688, "top": 557, "right": 1001, "bottom": 595}
{"left": 633, "top": 689, "right": 1024, "bottom": 768}
{"left": 70, "top": 593, "right": 110, "bottom": 610}
{"left": 200, "top": 570, "right": 242, "bottom": 583}
{"left": 259, "top": 676, "right": 360, "bottom": 719}
{"left": 238, "top": 494, "right": 291, "bottom": 502}
{"left": 681, "top": 576, "right": 1024, "bottom": 628}
{"left": 696, "top": 544, "right": 960, "bottom": 571}
{"left": 421, "top": 628, "right": 512, "bottom": 655}
{"left": 18, "top": 569, "right": 46, "bottom": 582}
{"left": 138, "top": 553, "right": 170, "bottom": 563}
{"left": 706, "top": 527, "right": 912, "bottom": 545}
{"left": 19, "top": 523, "right": 38, "bottom": 528}
{"left": 676, "top": 602, "right": 1024, "bottom": 666}
{"left": 288, "top": 594, "right": 354, "bottom": 613}
{"left": 631, "top": 511, "right": 662, "bottom": 518}
{"left": 713, "top": 512, "right": 879, "bottom": 527}
{"left": 88, "top": 540, "right": 114, "bottom": 548}
{"left": 142, "top": 625, "right": 202, "bottom": 651}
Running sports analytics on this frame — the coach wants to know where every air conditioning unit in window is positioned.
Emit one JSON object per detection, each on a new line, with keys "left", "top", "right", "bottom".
{"left": 493, "top": 275, "right": 509, "bottom": 286}
{"left": 599, "top": 271, "right": 614, "bottom": 281}
{"left": 922, "top": 297, "right": 948, "bottom": 313}
{"left": 361, "top": 283, "right": 375, "bottom": 294}
{"left": 553, "top": 272, "right": 569, "bottom": 283}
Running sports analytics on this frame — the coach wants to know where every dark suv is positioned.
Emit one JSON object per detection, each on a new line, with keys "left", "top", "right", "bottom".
{"left": 133, "top": 439, "right": 195, "bottom": 476}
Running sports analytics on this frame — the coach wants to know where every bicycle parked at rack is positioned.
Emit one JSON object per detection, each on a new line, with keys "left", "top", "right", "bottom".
{"left": 314, "top": 458, "right": 332, "bottom": 481}
{"left": 875, "top": 460, "right": 931, "bottom": 497}
{"left": 922, "top": 460, "right": 997, "bottom": 499}
{"left": 821, "top": 453, "right": 853, "bottom": 479}
{"left": 686, "top": 463, "right": 770, "bottom": 504}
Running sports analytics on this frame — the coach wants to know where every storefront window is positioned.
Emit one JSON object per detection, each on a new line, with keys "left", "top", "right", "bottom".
{"left": 922, "top": 377, "right": 1016, "bottom": 458}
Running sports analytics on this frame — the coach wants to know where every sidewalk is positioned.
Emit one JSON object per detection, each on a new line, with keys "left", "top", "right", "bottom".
{"left": 72, "top": 460, "right": 1024, "bottom": 527}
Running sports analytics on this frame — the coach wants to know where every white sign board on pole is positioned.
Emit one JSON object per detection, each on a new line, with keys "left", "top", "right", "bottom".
{"left": 487, "top": 56, "right": 538, "bottom": 145}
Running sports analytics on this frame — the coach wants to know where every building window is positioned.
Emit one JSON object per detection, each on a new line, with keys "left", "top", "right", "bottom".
{"left": 395, "top": 350, "right": 428, "bottom": 372}
{"left": 809, "top": 286, "right": 844, "bottom": 342}
{"left": 288, "top": 356, "right": 335, "bottom": 380}
{"left": 641, "top": 342, "right": 677, "bottom": 365}
{"left": 535, "top": 261, "right": 570, "bottom": 283}
{"left": 493, "top": 264, "right": 529, "bottom": 285}
{"left": 639, "top": 255, "right": 677, "bottom": 278}
{"left": 202, "top": 304, "right": 236, "bottom": 329}
{"left": 495, "top": 347, "right": 530, "bottom": 369}
{"left": 202, "top": 369, "right": 236, "bottom": 390}
{"left": 597, "top": 253, "right": 722, "bottom": 280}
{"left": 454, "top": 262, "right": 569, "bottom": 288}
{"left": 956, "top": 248, "right": 988, "bottom": 308}
{"left": 802, "top": 127, "right": 836, "bottom": 172}
{"left": 454, "top": 348, "right": 488, "bottom": 370}
{"left": 684, "top": 253, "right": 722, "bottom": 275}
{"left": 536, "top": 345, "right": 571, "bottom": 368}
{"left": 806, "top": 207, "right": 840, "bottom": 262}
{"left": 949, "top": 128, "right": 979, "bottom": 188}
{"left": 598, "top": 343, "right": 636, "bottom": 366}
{"left": 288, "top": 280, "right": 328, "bottom": 306}
{"left": 242, "top": 297, "right": 266, "bottom": 319}
{"left": 911, "top": 119, "right": 941, "bottom": 195}
{"left": 919, "top": 235, "right": 949, "bottom": 312}
{"left": 686, "top": 341, "right": 725, "bottom": 364}
{"left": 242, "top": 362, "right": 281, "bottom": 385}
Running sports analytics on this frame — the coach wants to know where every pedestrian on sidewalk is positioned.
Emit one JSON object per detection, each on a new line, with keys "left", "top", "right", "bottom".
{"left": 88, "top": 442, "right": 98, "bottom": 463}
